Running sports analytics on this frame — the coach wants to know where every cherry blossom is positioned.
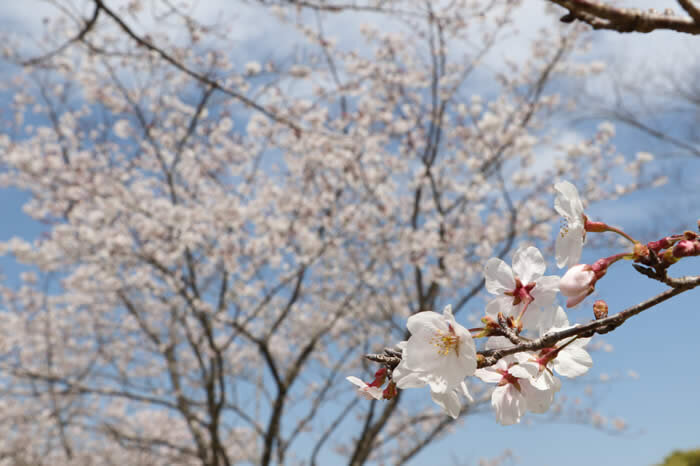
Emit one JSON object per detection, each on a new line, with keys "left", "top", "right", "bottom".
{"left": 397, "top": 305, "right": 477, "bottom": 394}
{"left": 484, "top": 246, "right": 560, "bottom": 331}
{"left": 510, "top": 307, "right": 592, "bottom": 393}
{"left": 554, "top": 181, "right": 587, "bottom": 269}
{"left": 475, "top": 354, "right": 558, "bottom": 425}
{"left": 430, "top": 382, "right": 474, "bottom": 419}
{"left": 540, "top": 307, "right": 593, "bottom": 378}
{"left": 393, "top": 345, "right": 473, "bottom": 419}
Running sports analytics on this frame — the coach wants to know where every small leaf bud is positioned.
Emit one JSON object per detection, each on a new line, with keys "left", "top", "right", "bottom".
{"left": 593, "top": 300, "right": 608, "bottom": 320}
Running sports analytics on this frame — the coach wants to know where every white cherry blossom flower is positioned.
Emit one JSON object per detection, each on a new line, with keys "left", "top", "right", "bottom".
{"left": 540, "top": 307, "right": 593, "bottom": 378}
{"left": 398, "top": 305, "right": 477, "bottom": 393}
{"left": 513, "top": 307, "right": 592, "bottom": 392}
{"left": 475, "top": 353, "right": 558, "bottom": 425}
{"left": 484, "top": 246, "right": 559, "bottom": 331}
{"left": 346, "top": 376, "right": 383, "bottom": 400}
{"left": 393, "top": 351, "right": 474, "bottom": 419}
{"left": 554, "top": 181, "right": 586, "bottom": 269}
{"left": 430, "top": 382, "right": 474, "bottom": 419}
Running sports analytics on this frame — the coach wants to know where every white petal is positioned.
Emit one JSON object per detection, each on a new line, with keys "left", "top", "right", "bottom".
{"left": 440, "top": 353, "right": 475, "bottom": 389}
{"left": 459, "top": 381, "right": 474, "bottom": 403}
{"left": 554, "top": 181, "right": 584, "bottom": 219}
{"left": 403, "top": 313, "right": 446, "bottom": 371}
{"left": 553, "top": 346, "right": 593, "bottom": 378}
{"left": 485, "top": 296, "right": 514, "bottom": 320}
{"left": 484, "top": 258, "right": 516, "bottom": 294}
{"left": 364, "top": 386, "right": 384, "bottom": 400}
{"left": 403, "top": 336, "right": 443, "bottom": 372}
{"left": 457, "top": 343, "right": 478, "bottom": 377}
{"left": 346, "top": 376, "right": 383, "bottom": 400}
{"left": 532, "top": 275, "right": 560, "bottom": 306}
{"left": 566, "top": 289, "right": 590, "bottom": 308}
{"left": 346, "top": 376, "right": 367, "bottom": 389}
{"left": 392, "top": 364, "right": 427, "bottom": 389}
{"left": 520, "top": 306, "right": 543, "bottom": 332}
{"left": 512, "top": 246, "right": 546, "bottom": 283}
{"left": 551, "top": 306, "right": 570, "bottom": 331}
{"left": 555, "top": 224, "right": 584, "bottom": 269}
{"left": 509, "top": 360, "right": 538, "bottom": 379}
{"left": 442, "top": 304, "right": 454, "bottom": 320}
{"left": 426, "top": 374, "right": 448, "bottom": 393}
{"left": 406, "top": 311, "right": 444, "bottom": 336}
{"left": 570, "top": 336, "right": 591, "bottom": 348}
{"left": 521, "top": 379, "right": 556, "bottom": 414}
{"left": 474, "top": 367, "right": 503, "bottom": 384}
{"left": 492, "top": 385, "right": 526, "bottom": 425}
{"left": 431, "top": 389, "right": 461, "bottom": 419}
{"left": 531, "top": 369, "right": 561, "bottom": 391}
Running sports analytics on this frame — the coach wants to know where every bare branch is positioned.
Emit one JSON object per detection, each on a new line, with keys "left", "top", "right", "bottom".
{"left": 21, "top": 3, "right": 100, "bottom": 67}
{"left": 548, "top": 0, "right": 700, "bottom": 34}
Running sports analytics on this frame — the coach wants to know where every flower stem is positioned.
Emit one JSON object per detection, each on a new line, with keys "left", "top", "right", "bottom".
{"left": 514, "top": 298, "right": 532, "bottom": 328}
{"left": 605, "top": 225, "right": 637, "bottom": 244}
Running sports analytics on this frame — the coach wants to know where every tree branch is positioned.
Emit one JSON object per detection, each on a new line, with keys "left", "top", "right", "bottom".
{"left": 91, "top": 0, "right": 303, "bottom": 132}
{"left": 548, "top": 0, "right": 700, "bottom": 35}
{"left": 367, "top": 275, "right": 700, "bottom": 370}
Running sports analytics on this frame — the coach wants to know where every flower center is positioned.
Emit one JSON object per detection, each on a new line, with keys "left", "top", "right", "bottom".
{"left": 497, "top": 369, "right": 522, "bottom": 392}
{"left": 430, "top": 325, "right": 460, "bottom": 357}
{"left": 560, "top": 219, "right": 570, "bottom": 238}
{"left": 505, "top": 278, "right": 535, "bottom": 306}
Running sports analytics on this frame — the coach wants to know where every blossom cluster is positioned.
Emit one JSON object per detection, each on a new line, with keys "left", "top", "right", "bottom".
{"left": 349, "top": 181, "right": 598, "bottom": 424}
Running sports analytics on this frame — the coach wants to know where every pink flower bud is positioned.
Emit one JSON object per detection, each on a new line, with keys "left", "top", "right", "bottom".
{"left": 560, "top": 264, "right": 596, "bottom": 308}
{"left": 648, "top": 237, "right": 672, "bottom": 252}
{"left": 673, "top": 240, "right": 695, "bottom": 258}
{"left": 584, "top": 220, "right": 607, "bottom": 233}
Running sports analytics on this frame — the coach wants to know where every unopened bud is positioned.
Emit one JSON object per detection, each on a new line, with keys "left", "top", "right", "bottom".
{"left": 672, "top": 240, "right": 695, "bottom": 258}
{"left": 593, "top": 300, "right": 608, "bottom": 319}
{"left": 648, "top": 237, "right": 672, "bottom": 251}
{"left": 560, "top": 264, "right": 596, "bottom": 308}
{"left": 584, "top": 220, "right": 607, "bottom": 233}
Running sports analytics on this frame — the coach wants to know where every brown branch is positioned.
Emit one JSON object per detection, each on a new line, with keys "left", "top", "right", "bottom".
{"left": 548, "top": 0, "right": 700, "bottom": 35}
{"left": 367, "top": 275, "right": 700, "bottom": 370}
{"left": 678, "top": 0, "right": 700, "bottom": 24}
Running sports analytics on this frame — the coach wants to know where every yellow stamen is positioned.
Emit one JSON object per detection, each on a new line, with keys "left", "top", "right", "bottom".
{"left": 430, "top": 329, "right": 460, "bottom": 357}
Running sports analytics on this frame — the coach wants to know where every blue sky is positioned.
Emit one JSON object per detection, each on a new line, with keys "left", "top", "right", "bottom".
{"left": 1, "top": 1, "right": 699, "bottom": 465}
